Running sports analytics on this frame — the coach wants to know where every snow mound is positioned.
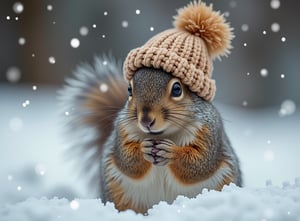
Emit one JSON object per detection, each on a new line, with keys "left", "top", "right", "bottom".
{"left": 1, "top": 179, "right": 300, "bottom": 221}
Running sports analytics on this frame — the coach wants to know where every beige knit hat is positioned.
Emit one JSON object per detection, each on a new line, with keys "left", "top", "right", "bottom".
{"left": 123, "top": 1, "right": 233, "bottom": 101}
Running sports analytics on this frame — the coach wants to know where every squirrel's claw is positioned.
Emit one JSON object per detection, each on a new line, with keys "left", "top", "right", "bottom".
{"left": 143, "top": 153, "right": 156, "bottom": 164}
{"left": 141, "top": 138, "right": 177, "bottom": 166}
{"left": 155, "top": 139, "right": 176, "bottom": 160}
{"left": 141, "top": 140, "right": 155, "bottom": 154}
{"left": 141, "top": 139, "right": 157, "bottom": 164}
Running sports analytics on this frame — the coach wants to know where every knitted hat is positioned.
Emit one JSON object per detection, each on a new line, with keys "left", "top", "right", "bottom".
{"left": 123, "top": 1, "right": 233, "bottom": 101}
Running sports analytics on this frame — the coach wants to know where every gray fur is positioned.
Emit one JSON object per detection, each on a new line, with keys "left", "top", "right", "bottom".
{"left": 59, "top": 55, "right": 126, "bottom": 195}
{"left": 61, "top": 59, "right": 242, "bottom": 206}
{"left": 190, "top": 93, "right": 242, "bottom": 185}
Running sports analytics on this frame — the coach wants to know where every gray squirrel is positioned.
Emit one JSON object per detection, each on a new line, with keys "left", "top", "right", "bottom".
{"left": 60, "top": 2, "right": 242, "bottom": 214}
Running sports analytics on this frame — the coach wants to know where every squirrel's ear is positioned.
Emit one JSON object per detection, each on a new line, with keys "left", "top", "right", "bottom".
{"left": 173, "top": 1, "right": 234, "bottom": 59}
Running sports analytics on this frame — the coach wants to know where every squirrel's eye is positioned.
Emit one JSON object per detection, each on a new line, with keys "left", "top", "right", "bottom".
{"left": 128, "top": 84, "right": 133, "bottom": 97}
{"left": 171, "top": 82, "right": 182, "bottom": 97}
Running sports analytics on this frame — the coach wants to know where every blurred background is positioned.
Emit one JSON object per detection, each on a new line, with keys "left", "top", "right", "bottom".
{"left": 0, "top": 0, "right": 299, "bottom": 205}
{"left": 1, "top": 0, "right": 300, "bottom": 106}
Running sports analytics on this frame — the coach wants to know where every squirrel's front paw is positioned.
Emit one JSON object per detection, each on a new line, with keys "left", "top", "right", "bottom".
{"left": 141, "top": 138, "right": 176, "bottom": 166}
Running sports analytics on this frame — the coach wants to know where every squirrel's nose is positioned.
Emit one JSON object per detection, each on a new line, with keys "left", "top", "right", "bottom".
{"left": 140, "top": 117, "right": 156, "bottom": 130}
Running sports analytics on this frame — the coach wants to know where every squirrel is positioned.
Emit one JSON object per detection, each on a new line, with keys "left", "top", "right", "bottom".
{"left": 60, "top": 2, "right": 242, "bottom": 214}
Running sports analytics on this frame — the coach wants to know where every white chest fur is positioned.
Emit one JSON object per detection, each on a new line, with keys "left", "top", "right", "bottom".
{"left": 107, "top": 162, "right": 232, "bottom": 210}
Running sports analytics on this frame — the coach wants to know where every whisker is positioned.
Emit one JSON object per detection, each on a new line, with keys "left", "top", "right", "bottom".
{"left": 166, "top": 114, "right": 198, "bottom": 135}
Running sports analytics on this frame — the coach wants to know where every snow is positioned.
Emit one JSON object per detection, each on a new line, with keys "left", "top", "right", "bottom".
{"left": 0, "top": 85, "right": 299, "bottom": 220}
{"left": 46, "top": 5, "right": 53, "bottom": 11}
{"left": 12, "top": 2, "right": 24, "bottom": 14}
{"left": 271, "top": 23, "right": 280, "bottom": 32}
{"left": 279, "top": 100, "right": 296, "bottom": 116}
{"left": 48, "top": 56, "right": 56, "bottom": 64}
{"left": 270, "top": 0, "right": 281, "bottom": 10}
{"left": 99, "top": 83, "right": 108, "bottom": 92}
{"left": 122, "top": 20, "right": 129, "bottom": 28}
{"left": 18, "top": 37, "right": 26, "bottom": 45}
{"left": 79, "top": 26, "right": 89, "bottom": 36}
{"left": 260, "top": 68, "right": 268, "bottom": 77}
{"left": 241, "top": 24, "right": 249, "bottom": 32}
{"left": 6, "top": 66, "right": 21, "bottom": 83}
{"left": 1, "top": 182, "right": 300, "bottom": 221}
{"left": 70, "top": 38, "right": 80, "bottom": 48}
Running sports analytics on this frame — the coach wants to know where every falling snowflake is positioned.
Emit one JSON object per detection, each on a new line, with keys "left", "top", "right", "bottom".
{"left": 281, "top": 36, "right": 286, "bottom": 42}
{"left": 103, "top": 11, "right": 108, "bottom": 16}
{"left": 6, "top": 16, "right": 11, "bottom": 20}
{"left": 260, "top": 68, "right": 268, "bottom": 77}
{"left": 9, "top": 117, "right": 23, "bottom": 132}
{"left": 18, "top": 37, "right": 26, "bottom": 45}
{"left": 270, "top": 0, "right": 280, "bottom": 9}
{"left": 70, "top": 38, "right": 80, "bottom": 48}
{"left": 223, "top": 11, "right": 230, "bottom": 17}
{"left": 79, "top": 26, "right": 89, "bottom": 36}
{"left": 12, "top": 2, "right": 24, "bottom": 14}
{"left": 99, "top": 83, "right": 108, "bottom": 93}
{"left": 122, "top": 20, "right": 129, "bottom": 28}
{"left": 48, "top": 56, "right": 56, "bottom": 64}
{"left": 17, "top": 185, "right": 22, "bottom": 191}
{"left": 70, "top": 200, "right": 80, "bottom": 210}
{"left": 241, "top": 24, "right": 249, "bottom": 32}
{"left": 22, "top": 100, "right": 30, "bottom": 108}
{"left": 35, "top": 164, "right": 47, "bottom": 176}
{"left": 262, "top": 30, "right": 267, "bottom": 35}
{"left": 136, "top": 9, "right": 141, "bottom": 15}
{"left": 92, "top": 24, "right": 96, "bottom": 28}
{"left": 150, "top": 26, "right": 154, "bottom": 31}
{"left": 279, "top": 100, "right": 296, "bottom": 117}
{"left": 32, "top": 85, "right": 37, "bottom": 90}
{"left": 280, "top": 74, "right": 285, "bottom": 79}
{"left": 243, "top": 43, "right": 247, "bottom": 47}
{"left": 47, "top": 5, "right": 53, "bottom": 11}
{"left": 65, "top": 111, "right": 70, "bottom": 116}
{"left": 271, "top": 23, "right": 280, "bottom": 32}
{"left": 242, "top": 101, "right": 248, "bottom": 107}
{"left": 229, "top": 1, "right": 237, "bottom": 8}
{"left": 6, "top": 66, "right": 21, "bottom": 82}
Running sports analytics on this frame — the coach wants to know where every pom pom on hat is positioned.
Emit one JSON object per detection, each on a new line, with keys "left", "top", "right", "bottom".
{"left": 173, "top": 1, "right": 234, "bottom": 59}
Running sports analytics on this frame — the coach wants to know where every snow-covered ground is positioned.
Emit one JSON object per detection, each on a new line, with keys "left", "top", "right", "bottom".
{"left": 1, "top": 182, "right": 300, "bottom": 221}
{"left": 0, "top": 84, "right": 299, "bottom": 220}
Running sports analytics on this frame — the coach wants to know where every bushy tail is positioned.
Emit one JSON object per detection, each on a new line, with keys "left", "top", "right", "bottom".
{"left": 58, "top": 55, "right": 127, "bottom": 192}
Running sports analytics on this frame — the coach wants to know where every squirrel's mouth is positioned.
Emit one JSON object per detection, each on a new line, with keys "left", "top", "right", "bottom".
{"left": 149, "top": 130, "right": 164, "bottom": 135}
